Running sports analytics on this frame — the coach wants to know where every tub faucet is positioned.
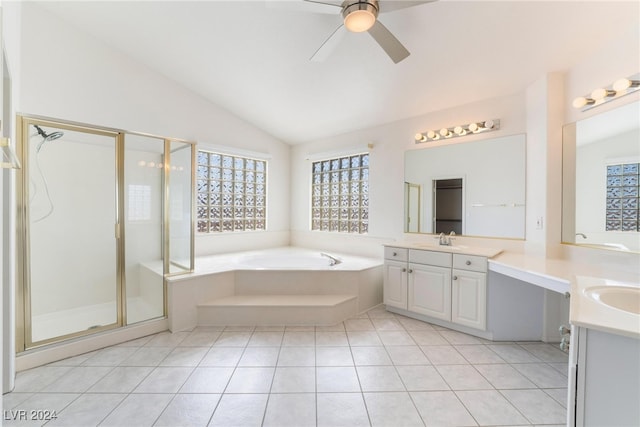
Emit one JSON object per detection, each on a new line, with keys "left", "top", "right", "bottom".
{"left": 320, "top": 252, "right": 341, "bottom": 266}
{"left": 576, "top": 232, "right": 587, "bottom": 239}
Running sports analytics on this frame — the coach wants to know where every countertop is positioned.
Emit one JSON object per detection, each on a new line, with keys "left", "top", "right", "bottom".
{"left": 570, "top": 276, "right": 640, "bottom": 339}
{"left": 383, "top": 242, "right": 502, "bottom": 258}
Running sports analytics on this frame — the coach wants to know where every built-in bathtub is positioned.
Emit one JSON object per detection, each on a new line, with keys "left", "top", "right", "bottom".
{"left": 167, "top": 247, "right": 383, "bottom": 330}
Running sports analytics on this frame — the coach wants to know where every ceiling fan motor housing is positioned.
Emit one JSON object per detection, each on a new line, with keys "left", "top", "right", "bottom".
{"left": 342, "top": 0, "right": 380, "bottom": 32}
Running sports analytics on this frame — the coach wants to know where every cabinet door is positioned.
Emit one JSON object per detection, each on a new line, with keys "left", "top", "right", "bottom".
{"left": 451, "top": 269, "right": 486, "bottom": 330}
{"left": 383, "top": 260, "right": 408, "bottom": 309}
{"left": 408, "top": 263, "right": 451, "bottom": 321}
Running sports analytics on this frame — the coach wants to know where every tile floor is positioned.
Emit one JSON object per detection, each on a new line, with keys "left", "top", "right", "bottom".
{"left": 3, "top": 306, "right": 569, "bottom": 426}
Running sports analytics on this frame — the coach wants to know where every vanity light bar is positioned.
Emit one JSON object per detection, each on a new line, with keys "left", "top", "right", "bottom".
{"left": 414, "top": 119, "right": 500, "bottom": 143}
{"left": 572, "top": 72, "right": 640, "bottom": 111}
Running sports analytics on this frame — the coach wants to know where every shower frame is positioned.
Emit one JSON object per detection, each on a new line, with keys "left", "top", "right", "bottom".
{"left": 15, "top": 115, "right": 196, "bottom": 351}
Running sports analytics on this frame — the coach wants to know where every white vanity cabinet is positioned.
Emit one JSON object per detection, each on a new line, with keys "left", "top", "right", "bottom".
{"left": 452, "top": 254, "right": 487, "bottom": 330}
{"left": 383, "top": 246, "right": 488, "bottom": 332}
{"left": 569, "top": 326, "right": 640, "bottom": 426}
{"left": 383, "top": 248, "right": 409, "bottom": 309}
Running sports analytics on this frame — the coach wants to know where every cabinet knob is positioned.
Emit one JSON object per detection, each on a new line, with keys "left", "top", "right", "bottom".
{"left": 452, "top": 275, "right": 458, "bottom": 280}
{"left": 465, "top": 260, "right": 471, "bottom": 266}
{"left": 408, "top": 269, "right": 413, "bottom": 274}
{"left": 402, "top": 268, "right": 407, "bottom": 272}
{"left": 559, "top": 325, "right": 571, "bottom": 336}
{"left": 393, "top": 252, "right": 397, "bottom": 256}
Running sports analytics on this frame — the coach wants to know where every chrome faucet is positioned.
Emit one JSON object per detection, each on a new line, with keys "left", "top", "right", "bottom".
{"left": 576, "top": 233, "right": 587, "bottom": 239}
{"left": 320, "top": 252, "right": 341, "bottom": 266}
{"left": 437, "top": 231, "right": 456, "bottom": 246}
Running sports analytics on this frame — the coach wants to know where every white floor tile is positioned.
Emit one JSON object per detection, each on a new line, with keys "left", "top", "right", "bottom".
{"left": 154, "top": 394, "right": 220, "bottom": 427}
{"left": 386, "top": 345, "right": 430, "bottom": 365}
{"left": 411, "top": 391, "right": 477, "bottom": 426}
{"left": 317, "top": 393, "right": 370, "bottom": 427}
{"left": 160, "top": 346, "right": 208, "bottom": 367}
{"left": 316, "top": 346, "right": 354, "bottom": 366}
{"left": 199, "top": 347, "right": 244, "bottom": 367}
{"left": 145, "top": 331, "right": 189, "bottom": 347}
{"left": 473, "top": 363, "right": 537, "bottom": 389}
{"left": 316, "top": 331, "right": 349, "bottom": 346}
{"left": 3, "top": 393, "right": 79, "bottom": 427}
{"left": 180, "top": 331, "right": 221, "bottom": 347}
{"left": 455, "top": 345, "right": 505, "bottom": 364}
{"left": 420, "top": 345, "right": 468, "bottom": 365}
{"left": 225, "top": 367, "right": 275, "bottom": 393}
{"left": 263, "top": 393, "right": 316, "bottom": 427}
{"left": 282, "top": 331, "right": 316, "bottom": 346}
{"left": 213, "top": 331, "right": 252, "bottom": 347}
{"left": 378, "top": 331, "right": 416, "bottom": 346}
{"left": 347, "top": 331, "right": 384, "bottom": 346}
{"left": 344, "top": 318, "right": 376, "bottom": 331}
{"left": 47, "top": 394, "right": 125, "bottom": 426}
{"left": 101, "top": 393, "right": 173, "bottom": 427}
{"left": 351, "top": 346, "right": 392, "bottom": 365}
{"left": 238, "top": 347, "right": 280, "bottom": 367}
{"left": 356, "top": 366, "right": 405, "bottom": 392}
{"left": 317, "top": 367, "right": 361, "bottom": 392}
{"left": 486, "top": 344, "right": 542, "bottom": 363}
{"left": 501, "top": 389, "right": 567, "bottom": 425}
{"left": 120, "top": 346, "right": 173, "bottom": 367}
{"left": 513, "top": 363, "right": 569, "bottom": 388}
{"left": 371, "top": 318, "right": 404, "bottom": 331}
{"left": 12, "top": 367, "right": 72, "bottom": 393}
{"left": 277, "top": 346, "right": 315, "bottom": 366}
{"left": 456, "top": 390, "right": 529, "bottom": 426}
{"left": 133, "top": 367, "right": 193, "bottom": 393}
{"left": 178, "top": 367, "right": 234, "bottom": 393}
{"left": 41, "top": 367, "right": 113, "bottom": 393}
{"left": 81, "top": 346, "right": 138, "bottom": 366}
{"left": 248, "top": 331, "right": 284, "bottom": 347}
{"left": 408, "top": 330, "right": 448, "bottom": 345}
{"left": 518, "top": 343, "right": 568, "bottom": 362}
{"left": 396, "top": 365, "right": 450, "bottom": 391}
{"left": 88, "top": 366, "right": 153, "bottom": 393}
{"left": 435, "top": 365, "right": 493, "bottom": 390}
{"left": 208, "top": 394, "right": 268, "bottom": 427}
{"left": 271, "top": 367, "right": 316, "bottom": 392}
{"left": 363, "top": 392, "right": 424, "bottom": 426}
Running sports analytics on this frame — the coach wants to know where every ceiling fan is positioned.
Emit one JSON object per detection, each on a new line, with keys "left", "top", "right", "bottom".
{"left": 298, "top": 0, "right": 435, "bottom": 63}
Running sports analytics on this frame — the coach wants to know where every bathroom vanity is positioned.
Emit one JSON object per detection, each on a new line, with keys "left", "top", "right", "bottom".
{"left": 567, "top": 276, "right": 640, "bottom": 426}
{"left": 383, "top": 245, "right": 492, "bottom": 330}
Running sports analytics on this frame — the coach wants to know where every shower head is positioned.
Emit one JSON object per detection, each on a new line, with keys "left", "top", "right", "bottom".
{"left": 34, "top": 125, "right": 64, "bottom": 142}
{"left": 34, "top": 125, "right": 64, "bottom": 153}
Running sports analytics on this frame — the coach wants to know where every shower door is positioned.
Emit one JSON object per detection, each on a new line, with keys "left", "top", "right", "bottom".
{"left": 18, "top": 118, "right": 123, "bottom": 347}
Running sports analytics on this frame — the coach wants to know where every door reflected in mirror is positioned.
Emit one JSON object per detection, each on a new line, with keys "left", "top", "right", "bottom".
{"left": 562, "top": 101, "right": 640, "bottom": 252}
{"left": 404, "top": 134, "right": 526, "bottom": 238}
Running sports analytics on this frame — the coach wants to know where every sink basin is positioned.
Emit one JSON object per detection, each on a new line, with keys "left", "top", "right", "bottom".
{"left": 584, "top": 286, "right": 640, "bottom": 315}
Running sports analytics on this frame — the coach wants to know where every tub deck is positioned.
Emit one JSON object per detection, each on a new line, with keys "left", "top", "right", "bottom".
{"left": 167, "top": 247, "right": 383, "bottom": 330}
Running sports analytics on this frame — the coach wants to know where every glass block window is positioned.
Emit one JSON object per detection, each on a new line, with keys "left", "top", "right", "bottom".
{"left": 196, "top": 151, "right": 267, "bottom": 233}
{"left": 311, "top": 153, "right": 369, "bottom": 233}
{"left": 606, "top": 163, "right": 639, "bottom": 231}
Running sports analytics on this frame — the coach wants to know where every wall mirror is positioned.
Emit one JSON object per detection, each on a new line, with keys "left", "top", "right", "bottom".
{"left": 404, "top": 133, "right": 526, "bottom": 238}
{"left": 562, "top": 100, "right": 640, "bottom": 252}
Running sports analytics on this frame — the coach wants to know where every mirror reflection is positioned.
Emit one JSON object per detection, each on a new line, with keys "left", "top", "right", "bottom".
{"left": 404, "top": 134, "right": 526, "bottom": 238}
{"left": 562, "top": 101, "right": 640, "bottom": 252}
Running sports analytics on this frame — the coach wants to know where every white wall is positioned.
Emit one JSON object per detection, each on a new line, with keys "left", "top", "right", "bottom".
{"left": 18, "top": 2, "right": 291, "bottom": 257}
{"left": 291, "top": 93, "right": 527, "bottom": 257}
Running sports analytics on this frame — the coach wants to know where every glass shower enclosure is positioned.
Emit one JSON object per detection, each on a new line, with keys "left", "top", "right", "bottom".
{"left": 16, "top": 116, "right": 194, "bottom": 350}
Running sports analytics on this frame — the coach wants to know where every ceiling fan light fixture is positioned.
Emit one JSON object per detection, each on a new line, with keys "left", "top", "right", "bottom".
{"left": 343, "top": 1, "right": 379, "bottom": 33}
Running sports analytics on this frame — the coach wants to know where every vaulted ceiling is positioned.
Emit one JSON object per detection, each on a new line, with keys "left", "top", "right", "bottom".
{"left": 36, "top": 1, "right": 639, "bottom": 144}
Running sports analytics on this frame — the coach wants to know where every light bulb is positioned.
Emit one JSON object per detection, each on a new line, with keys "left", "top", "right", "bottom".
{"left": 483, "top": 120, "right": 495, "bottom": 129}
{"left": 591, "top": 87, "right": 615, "bottom": 100}
{"left": 426, "top": 130, "right": 437, "bottom": 139}
{"left": 572, "top": 97, "right": 594, "bottom": 109}
{"left": 613, "top": 78, "right": 632, "bottom": 92}
{"left": 148, "top": 162, "right": 155, "bottom": 168}
{"left": 415, "top": 133, "right": 427, "bottom": 142}
{"left": 439, "top": 128, "right": 451, "bottom": 137}
{"left": 468, "top": 123, "right": 479, "bottom": 132}
{"left": 344, "top": 10, "right": 376, "bottom": 32}
{"left": 454, "top": 126, "right": 466, "bottom": 135}
{"left": 137, "top": 160, "right": 146, "bottom": 167}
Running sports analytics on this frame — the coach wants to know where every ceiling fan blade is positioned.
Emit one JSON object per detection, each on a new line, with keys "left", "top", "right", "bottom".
{"left": 310, "top": 24, "right": 347, "bottom": 62}
{"left": 368, "top": 20, "right": 410, "bottom": 63}
{"left": 265, "top": 0, "right": 341, "bottom": 14}
{"left": 378, "top": 0, "right": 437, "bottom": 14}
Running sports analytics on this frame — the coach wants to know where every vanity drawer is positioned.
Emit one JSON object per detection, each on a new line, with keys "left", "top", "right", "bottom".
{"left": 385, "top": 247, "right": 408, "bottom": 262}
{"left": 409, "top": 249, "right": 452, "bottom": 268}
{"left": 453, "top": 254, "right": 487, "bottom": 272}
